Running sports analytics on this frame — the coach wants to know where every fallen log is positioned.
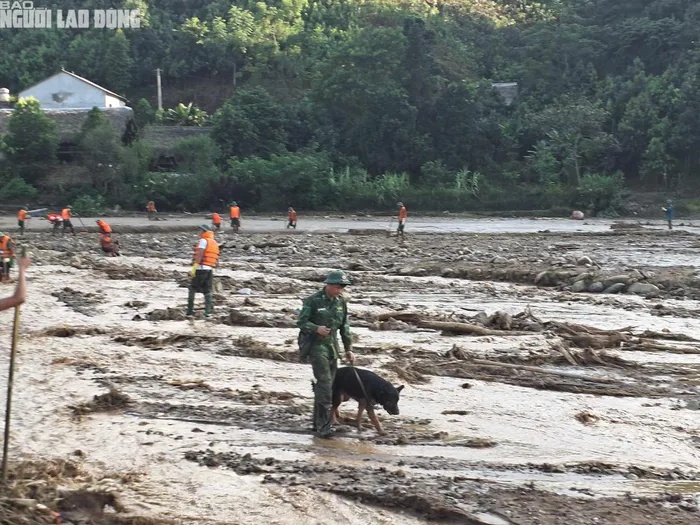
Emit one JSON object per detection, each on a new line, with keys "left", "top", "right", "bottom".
{"left": 418, "top": 320, "right": 533, "bottom": 336}
{"left": 622, "top": 343, "right": 700, "bottom": 355}
{"left": 446, "top": 357, "right": 620, "bottom": 384}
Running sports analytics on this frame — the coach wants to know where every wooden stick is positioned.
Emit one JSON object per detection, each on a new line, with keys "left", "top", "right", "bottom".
{"left": 2, "top": 247, "right": 26, "bottom": 482}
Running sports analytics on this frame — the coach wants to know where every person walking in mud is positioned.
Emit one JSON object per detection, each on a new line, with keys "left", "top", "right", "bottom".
{"left": 186, "top": 224, "right": 220, "bottom": 318}
{"left": 662, "top": 199, "right": 674, "bottom": 230}
{"left": 0, "top": 232, "right": 16, "bottom": 282}
{"left": 287, "top": 207, "right": 297, "bottom": 229}
{"left": 61, "top": 206, "right": 75, "bottom": 236}
{"left": 0, "top": 252, "right": 29, "bottom": 311}
{"left": 229, "top": 201, "right": 241, "bottom": 232}
{"left": 211, "top": 212, "right": 222, "bottom": 231}
{"left": 147, "top": 201, "right": 157, "bottom": 221}
{"left": 47, "top": 213, "right": 62, "bottom": 236}
{"left": 96, "top": 219, "right": 120, "bottom": 256}
{"left": 397, "top": 202, "right": 407, "bottom": 238}
{"left": 17, "top": 206, "right": 29, "bottom": 236}
{"left": 297, "top": 270, "right": 356, "bottom": 438}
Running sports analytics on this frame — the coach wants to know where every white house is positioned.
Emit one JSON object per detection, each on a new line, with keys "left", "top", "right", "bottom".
{"left": 18, "top": 69, "right": 128, "bottom": 109}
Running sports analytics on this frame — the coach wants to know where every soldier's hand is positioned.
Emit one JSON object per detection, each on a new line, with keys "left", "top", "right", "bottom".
{"left": 316, "top": 326, "right": 331, "bottom": 337}
{"left": 346, "top": 351, "right": 356, "bottom": 365}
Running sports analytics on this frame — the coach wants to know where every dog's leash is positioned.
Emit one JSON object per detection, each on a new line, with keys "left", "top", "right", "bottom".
{"left": 350, "top": 364, "right": 372, "bottom": 406}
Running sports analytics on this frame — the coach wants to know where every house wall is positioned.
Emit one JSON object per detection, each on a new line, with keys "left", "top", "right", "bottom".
{"left": 18, "top": 72, "right": 118, "bottom": 109}
{"left": 104, "top": 95, "right": 125, "bottom": 108}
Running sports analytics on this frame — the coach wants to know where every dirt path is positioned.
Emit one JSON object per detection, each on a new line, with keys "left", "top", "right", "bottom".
{"left": 0, "top": 223, "right": 699, "bottom": 523}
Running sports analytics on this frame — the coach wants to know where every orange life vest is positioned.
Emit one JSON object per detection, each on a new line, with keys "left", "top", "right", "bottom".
{"left": 100, "top": 233, "right": 113, "bottom": 248}
{"left": 212, "top": 213, "right": 222, "bottom": 224}
{"left": 96, "top": 220, "right": 112, "bottom": 234}
{"left": 61, "top": 208, "right": 71, "bottom": 220}
{"left": 229, "top": 206, "right": 240, "bottom": 219}
{"left": 47, "top": 213, "right": 61, "bottom": 223}
{"left": 194, "top": 232, "right": 220, "bottom": 267}
{"left": 17, "top": 209, "right": 28, "bottom": 221}
{"left": 398, "top": 206, "right": 407, "bottom": 221}
{"left": 288, "top": 210, "right": 297, "bottom": 221}
{"left": 0, "top": 235, "right": 15, "bottom": 258}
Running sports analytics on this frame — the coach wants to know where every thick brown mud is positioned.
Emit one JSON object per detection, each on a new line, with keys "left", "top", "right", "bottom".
{"left": 3, "top": 222, "right": 700, "bottom": 524}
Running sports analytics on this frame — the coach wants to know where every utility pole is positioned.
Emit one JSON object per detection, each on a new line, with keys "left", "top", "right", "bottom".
{"left": 156, "top": 68, "right": 163, "bottom": 111}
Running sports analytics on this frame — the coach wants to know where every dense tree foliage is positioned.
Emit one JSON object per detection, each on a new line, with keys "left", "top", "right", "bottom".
{"left": 2, "top": 0, "right": 700, "bottom": 212}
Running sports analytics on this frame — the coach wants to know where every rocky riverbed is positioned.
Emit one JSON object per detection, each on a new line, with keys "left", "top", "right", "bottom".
{"left": 1, "top": 220, "right": 699, "bottom": 524}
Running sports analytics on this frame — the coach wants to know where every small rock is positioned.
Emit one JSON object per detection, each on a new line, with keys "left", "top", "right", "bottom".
{"left": 236, "top": 288, "right": 253, "bottom": 295}
{"left": 491, "top": 256, "right": 507, "bottom": 264}
{"left": 603, "top": 274, "right": 632, "bottom": 287}
{"left": 577, "top": 255, "right": 593, "bottom": 265}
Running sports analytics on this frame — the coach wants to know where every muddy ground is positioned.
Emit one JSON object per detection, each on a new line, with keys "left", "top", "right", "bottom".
{"left": 1, "top": 219, "right": 700, "bottom": 524}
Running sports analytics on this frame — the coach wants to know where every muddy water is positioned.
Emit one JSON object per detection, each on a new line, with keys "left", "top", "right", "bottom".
{"left": 0, "top": 222, "right": 700, "bottom": 523}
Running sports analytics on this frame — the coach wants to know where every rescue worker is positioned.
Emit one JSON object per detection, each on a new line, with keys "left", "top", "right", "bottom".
{"left": 100, "top": 233, "right": 120, "bottom": 257}
{"left": 229, "top": 201, "right": 241, "bottom": 232}
{"left": 96, "top": 219, "right": 112, "bottom": 234}
{"left": 662, "top": 199, "right": 674, "bottom": 230}
{"left": 47, "top": 213, "right": 63, "bottom": 236}
{"left": 0, "top": 253, "right": 29, "bottom": 311}
{"left": 17, "top": 206, "right": 29, "bottom": 236}
{"left": 186, "top": 224, "right": 220, "bottom": 318}
{"left": 297, "top": 270, "right": 356, "bottom": 438}
{"left": 287, "top": 207, "right": 297, "bottom": 229}
{"left": 0, "top": 232, "right": 16, "bottom": 282}
{"left": 147, "top": 200, "right": 157, "bottom": 221}
{"left": 397, "top": 202, "right": 407, "bottom": 238}
{"left": 61, "top": 206, "right": 75, "bottom": 236}
{"left": 211, "top": 212, "right": 222, "bottom": 231}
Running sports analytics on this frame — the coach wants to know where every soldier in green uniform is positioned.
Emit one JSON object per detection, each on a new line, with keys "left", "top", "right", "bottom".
{"left": 297, "top": 270, "right": 356, "bottom": 438}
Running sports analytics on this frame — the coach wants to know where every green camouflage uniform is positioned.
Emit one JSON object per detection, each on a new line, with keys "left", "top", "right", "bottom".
{"left": 297, "top": 288, "right": 352, "bottom": 434}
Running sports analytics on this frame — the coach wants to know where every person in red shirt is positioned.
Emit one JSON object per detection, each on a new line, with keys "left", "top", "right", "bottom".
{"left": 47, "top": 213, "right": 63, "bottom": 236}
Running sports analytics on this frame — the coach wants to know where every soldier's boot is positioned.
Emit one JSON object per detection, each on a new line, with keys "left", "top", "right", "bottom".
{"left": 204, "top": 293, "right": 214, "bottom": 317}
{"left": 315, "top": 403, "right": 335, "bottom": 439}
{"left": 186, "top": 290, "right": 196, "bottom": 317}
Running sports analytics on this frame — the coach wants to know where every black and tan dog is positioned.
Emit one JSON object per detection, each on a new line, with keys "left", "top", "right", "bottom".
{"left": 330, "top": 367, "right": 404, "bottom": 435}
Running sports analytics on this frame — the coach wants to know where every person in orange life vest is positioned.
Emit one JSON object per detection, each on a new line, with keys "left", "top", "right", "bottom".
{"left": 47, "top": 213, "right": 63, "bottom": 236}
{"left": 147, "top": 201, "right": 157, "bottom": 221}
{"left": 186, "top": 224, "right": 220, "bottom": 318}
{"left": 100, "top": 233, "right": 120, "bottom": 257}
{"left": 211, "top": 212, "right": 222, "bottom": 230}
{"left": 17, "top": 206, "right": 29, "bottom": 236}
{"left": 229, "top": 201, "right": 241, "bottom": 231}
{"left": 96, "top": 219, "right": 112, "bottom": 234}
{"left": 0, "top": 253, "right": 29, "bottom": 311}
{"left": 287, "top": 207, "right": 297, "bottom": 229}
{"left": 397, "top": 202, "right": 407, "bottom": 237}
{"left": 61, "top": 206, "right": 75, "bottom": 236}
{"left": 0, "top": 232, "right": 16, "bottom": 282}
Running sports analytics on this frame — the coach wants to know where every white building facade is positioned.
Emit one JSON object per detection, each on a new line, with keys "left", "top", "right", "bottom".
{"left": 18, "top": 69, "right": 127, "bottom": 109}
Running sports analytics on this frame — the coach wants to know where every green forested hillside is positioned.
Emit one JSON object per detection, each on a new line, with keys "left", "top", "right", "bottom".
{"left": 1, "top": 0, "right": 699, "bottom": 213}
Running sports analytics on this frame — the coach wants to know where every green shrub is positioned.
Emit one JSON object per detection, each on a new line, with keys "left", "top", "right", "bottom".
{"left": 71, "top": 193, "right": 107, "bottom": 216}
{"left": 0, "top": 177, "right": 38, "bottom": 200}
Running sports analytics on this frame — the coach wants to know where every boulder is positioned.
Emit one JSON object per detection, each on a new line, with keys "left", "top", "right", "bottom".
{"left": 577, "top": 255, "right": 593, "bottom": 266}
{"left": 571, "top": 210, "right": 585, "bottom": 220}
{"left": 627, "top": 282, "right": 661, "bottom": 296}
{"left": 588, "top": 282, "right": 605, "bottom": 293}
{"left": 603, "top": 283, "right": 626, "bottom": 294}
{"left": 572, "top": 280, "right": 588, "bottom": 293}
{"left": 602, "top": 274, "right": 632, "bottom": 288}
